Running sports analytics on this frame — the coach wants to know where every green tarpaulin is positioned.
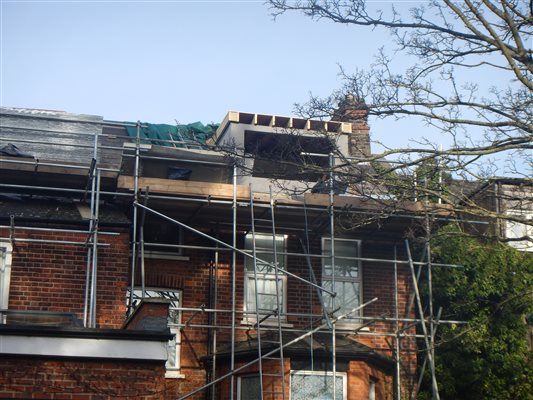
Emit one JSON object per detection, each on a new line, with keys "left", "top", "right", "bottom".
{"left": 125, "top": 122, "right": 218, "bottom": 148}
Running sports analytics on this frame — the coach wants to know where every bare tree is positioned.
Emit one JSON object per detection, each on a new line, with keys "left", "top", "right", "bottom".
{"left": 264, "top": 0, "right": 532, "bottom": 240}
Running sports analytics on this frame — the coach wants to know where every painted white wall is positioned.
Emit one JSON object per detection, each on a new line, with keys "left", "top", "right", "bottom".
{"left": 0, "top": 334, "right": 168, "bottom": 360}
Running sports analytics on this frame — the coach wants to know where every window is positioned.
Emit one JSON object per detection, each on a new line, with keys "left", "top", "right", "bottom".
{"left": 368, "top": 378, "right": 377, "bottom": 400}
{"left": 322, "top": 238, "right": 362, "bottom": 321}
{"left": 244, "top": 234, "right": 286, "bottom": 320}
{"left": 244, "top": 130, "right": 333, "bottom": 180}
{"left": 128, "top": 288, "right": 182, "bottom": 377}
{"left": 291, "top": 370, "right": 346, "bottom": 400}
{"left": 0, "top": 243, "right": 13, "bottom": 322}
{"left": 506, "top": 211, "right": 532, "bottom": 252}
{"left": 142, "top": 218, "right": 184, "bottom": 259}
{"left": 238, "top": 374, "right": 261, "bottom": 400}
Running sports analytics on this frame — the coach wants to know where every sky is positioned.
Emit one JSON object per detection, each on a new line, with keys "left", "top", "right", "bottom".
{"left": 1, "top": 1, "right": 378, "bottom": 120}
{"left": 0, "top": 0, "right": 426, "bottom": 147}
{"left": 0, "top": 0, "right": 525, "bottom": 171}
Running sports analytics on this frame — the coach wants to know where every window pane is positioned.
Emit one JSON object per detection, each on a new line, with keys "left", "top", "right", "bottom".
{"left": 244, "top": 234, "right": 286, "bottom": 317}
{"left": 368, "top": 380, "right": 376, "bottom": 400}
{"left": 323, "top": 280, "right": 360, "bottom": 318}
{"left": 323, "top": 239, "right": 359, "bottom": 278}
{"left": 245, "top": 234, "right": 285, "bottom": 273}
{"left": 0, "top": 248, "right": 7, "bottom": 310}
{"left": 323, "top": 262, "right": 359, "bottom": 278}
{"left": 246, "top": 276, "right": 284, "bottom": 313}
{"left": 291, "top": 373, "right": 344, "bottom": 400}
{"left": 240, "top": 375, "right": 261, "bottom": 400}
{"left": 505, "top": 211, "right": 532, "bottom": 252}
{"left": 167, "top": 334, "right": 178, "bottom": 367}
{"left": 507, "top": 220, "right": 528, "bottom": 239}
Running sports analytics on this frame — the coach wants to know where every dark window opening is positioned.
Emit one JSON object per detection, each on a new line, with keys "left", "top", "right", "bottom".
{"left": 142, "top": 218, "right": 182, "bottom": 256}
{"left": 244, "top": 131, "right": 333, "bottom": 180}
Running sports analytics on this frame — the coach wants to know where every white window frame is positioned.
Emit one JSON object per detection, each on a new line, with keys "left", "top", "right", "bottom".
{"left": 368, "top": 377, "right": 377, "bottom": 400}
{"left": 322, "top": 238, "right": 362, "bottom": 324}
{"left": 127, "top": 287, "right": 183, "bottom": 378}
{"left": 243, "top": 233, "right": 287, "bottom": 323}
{"left": 505, "top": 210, "right": 532, "bottom": 252}
{"left": 290, "top": 370, "right": 347, "bottom": 400}
{"left": 0, "top": 242, "right": 13, "bottom": 322}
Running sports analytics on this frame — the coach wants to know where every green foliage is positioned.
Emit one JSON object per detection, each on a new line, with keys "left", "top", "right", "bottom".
{"left": 419, "top": 226, "right": 533, "bottom": 400}
{"left": 414, "top": 159, "right": 452, "bottom": 203}
{"left": 368, "top": 158, "right": 453, "bottom": 203}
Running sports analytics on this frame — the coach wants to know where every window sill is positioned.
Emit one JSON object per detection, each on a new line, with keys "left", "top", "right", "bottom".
{"left": 330, "top": 321, "right": 369, "bottom": 331}
{"left": 165, "top": 370, "right": 185, "bottom": 379}
{"left": 240, "top": 318, "right": 294, "bottom": 329}
{"left": 143, "top": 251, "right": 190, "bottom": 261}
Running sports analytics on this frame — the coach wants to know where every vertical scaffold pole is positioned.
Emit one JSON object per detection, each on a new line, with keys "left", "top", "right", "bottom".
{"left": 230, "top": 157, "right": 237, "bottom": 400}
{"left": 426, "top": 214, "right": 437, "bottom": 399}
{"left": 270, "top": 185, "right": 286, "bottom": 399}
{"left": 415, "top": 307, "right": 442, "bottom": 399}
{"left": 139, "top": 189, "right": 150, "bottom": 299}
{"left": 249, "top": 185, "right": 264, "bottom": 399}
{"left": 128, "top": 121, "right": 141, "bottom": 314}
{"left": 83, "top": 170, "right": 96, "bottom": 327}
{"left": 83, "top": 129, "right": 99, "bottom": 327}
{"left": 404, "top": 240, "right": 440, "bottom": 400}
{"left": 211, "top": 232, "right": 220, "bottom": 400}
{"left": 394, "top": 246, "right": 401, "bottom": 400}
{"left": 329, "top": 152, "right": 337, "bottom": 400}
{"left": 89, "top": 169, "right": 101, "bottom": 328}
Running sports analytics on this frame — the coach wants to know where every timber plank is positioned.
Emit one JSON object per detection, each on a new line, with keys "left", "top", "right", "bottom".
{"left": 118, "top": 176, "right": 250, "bottom": 200}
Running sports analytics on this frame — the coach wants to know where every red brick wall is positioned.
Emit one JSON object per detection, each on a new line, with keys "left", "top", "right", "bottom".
{"left": 142, "top": 233, "right": 219, "bottom": 399}
{"left": 215, "top": 358, "right": 393, "bottom": 400}
{"left": 141, "top": 231, "right": 416, "bottom": 398}
{"left": 1, "top": 228, "right": 129, "bottom": 328}
{"left": 216, "top": 359, "right": 291, "bottom": 400}
{"left": 348, "top": 361, "right": 393, "bottom": 400}
{"left": 0, "top": 357, "right": 168, "bottom": 399}
{"left": 360, "top": 242, "right": 417, "bottom": 395}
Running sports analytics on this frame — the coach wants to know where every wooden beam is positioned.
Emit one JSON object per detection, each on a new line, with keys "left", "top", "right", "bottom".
{"left": 0, "top": 156, "right": 116, "bottom": 179}
{"left": 304, "top": 193, "right": 453, "bottom": 215}
{"left": 118, "top": 176, "right": 250, "bottom": 200}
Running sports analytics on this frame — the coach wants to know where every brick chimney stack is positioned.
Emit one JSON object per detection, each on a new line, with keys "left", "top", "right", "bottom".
{"left": 332, "top": 95, "right": 371, "bottom": 157}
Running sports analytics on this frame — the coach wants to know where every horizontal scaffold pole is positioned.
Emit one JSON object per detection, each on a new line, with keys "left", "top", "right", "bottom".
{"left": 176, "top": 297, "right": 378, "bottom": 400}
{"left": 134, "top": 202, "right": 336, "bottom": 296}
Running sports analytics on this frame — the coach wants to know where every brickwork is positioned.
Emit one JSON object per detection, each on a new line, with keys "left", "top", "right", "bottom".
{"left": 347, "top": 361, "right": 393, "bottom": 400}
{"left": 141, "top": 230, "right": 416, "bottom": 398}
{"left": 214, "top": 358, "right": 394, "bottom": 400}
{"left": 0, "top": 225, "right": 417, "bottom": 399}
{"left": 331, "top": 95, "right": 371, "bottom": 156}
{"left": 142, "top": 233, "right": 226, "bottom": 398}
{"left": 217, "top": 359, "right": 292, "bottom": 400}
{"left": 0, "top": 357, "right": 168, "bottom": 399}
{"left": 0, "top": 228, "right": 129, "bottom": 328}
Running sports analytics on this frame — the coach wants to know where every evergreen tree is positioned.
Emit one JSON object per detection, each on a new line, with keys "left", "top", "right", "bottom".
{"left": 419, "top": 227, "right": 533, "bottom": 399}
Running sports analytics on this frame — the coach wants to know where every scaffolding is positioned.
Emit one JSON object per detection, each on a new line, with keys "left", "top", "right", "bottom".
{"left": 0, "top": 110, "right": 472, "bottom": 400}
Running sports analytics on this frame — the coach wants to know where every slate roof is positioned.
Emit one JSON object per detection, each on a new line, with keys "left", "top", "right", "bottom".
{"left": 210, "top": 331, "right": 395, "bottom": 373}
{"left": 0, "top": 194, "right": 129, "bottom": 226}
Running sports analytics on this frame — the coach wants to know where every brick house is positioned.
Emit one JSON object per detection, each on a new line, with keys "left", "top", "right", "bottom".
{"left": 463, "top": 178, "right": 532, "bottom": 252}
{"left": 0, "top": 105, "right": 438, "bottom": 399}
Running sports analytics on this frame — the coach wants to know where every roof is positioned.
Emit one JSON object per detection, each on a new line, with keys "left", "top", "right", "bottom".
{"left": 209, "top": 331, "right": 395, "bottom": 373}
{"left": 124, "top": 121, "right": 218, "bottom": 148}
{"left": 0, "top": 194, "right": 130, "bottom": 226}
{"left": 212, "top": 111, "right": 353, "bottom": 145}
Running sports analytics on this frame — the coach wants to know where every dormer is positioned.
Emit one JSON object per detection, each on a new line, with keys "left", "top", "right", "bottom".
{"left": 211, "top": 110, "right": 367, "bottom": 194}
